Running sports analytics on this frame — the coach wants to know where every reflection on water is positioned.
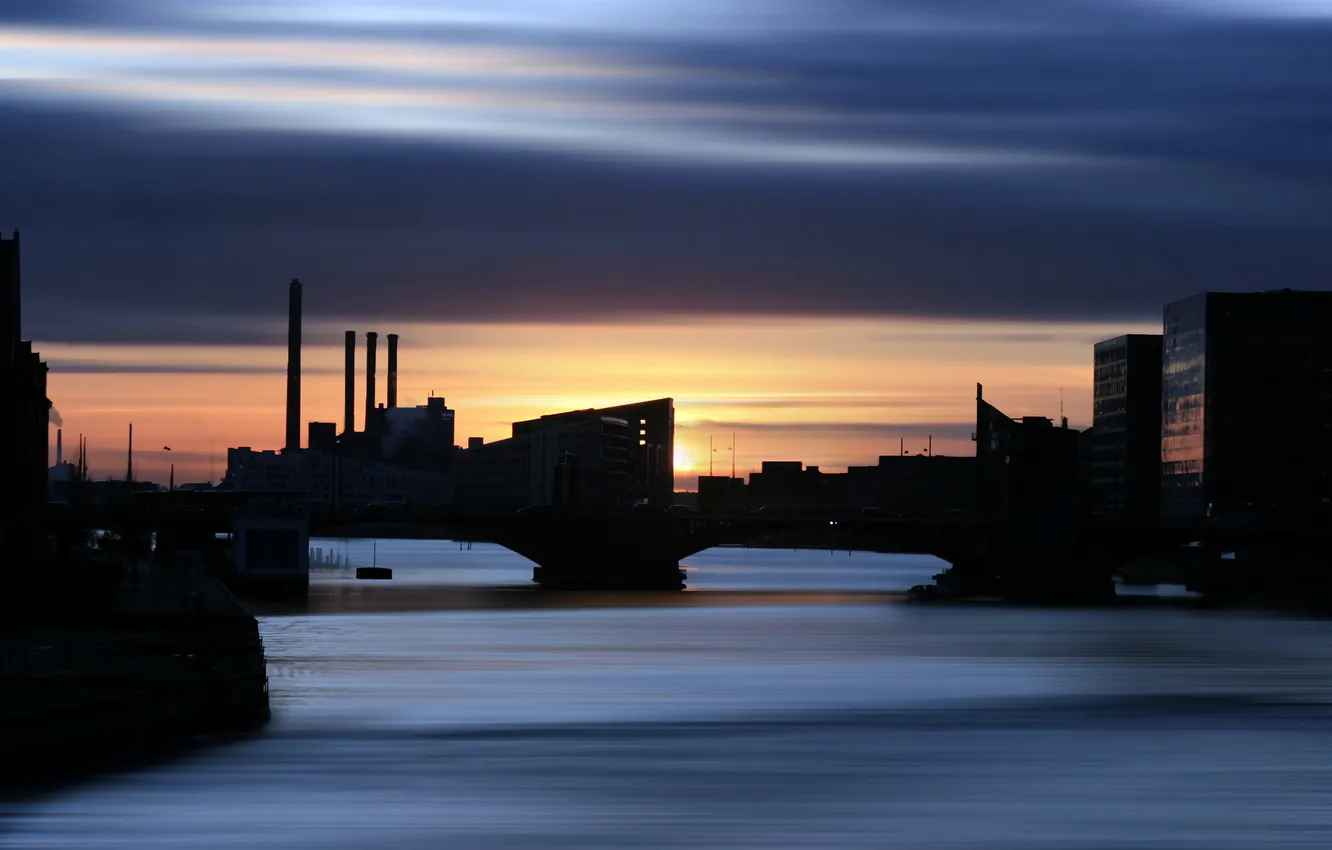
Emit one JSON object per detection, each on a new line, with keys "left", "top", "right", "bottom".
{"left": 5, "top": 541, "right": 1332, "bottom": 848}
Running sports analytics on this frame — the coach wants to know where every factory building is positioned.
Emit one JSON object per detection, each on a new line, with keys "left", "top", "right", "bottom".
{"left": 226, "top": 279, "right": 457, "bottom": 508}
{"left": 228, "top": 280, "right": 668, "bottom": 512}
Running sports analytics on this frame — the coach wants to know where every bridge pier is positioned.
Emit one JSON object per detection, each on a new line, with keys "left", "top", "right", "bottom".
{"left": 934, "top": 542, "right": 1116, "bottom": 604}
{"left": 1190, "top": 541, "right": 1332, "bottom": 610}
{"left": 533, "top": 558, "right": 685, "bottom": 591}
{"left": 994, "top": 544, "right": 1117, "bottom": 604}
{"left": 493, "top": 515, "right": 689, "bottom": 591}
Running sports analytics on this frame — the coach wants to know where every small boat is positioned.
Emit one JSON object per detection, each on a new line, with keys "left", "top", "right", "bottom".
{"left": 355, "top": 566, "right": 393, "bottom": 580}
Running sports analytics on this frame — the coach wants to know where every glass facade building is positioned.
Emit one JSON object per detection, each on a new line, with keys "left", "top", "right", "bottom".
{"left": 1161, "top": 291, "right": 1332, "bottom": 517}
{"left": 1161, "top": 297, "right": 1207, "bottom": 515}
{"left": 1091, "top": 334, "right": 1162, "bottom": 517}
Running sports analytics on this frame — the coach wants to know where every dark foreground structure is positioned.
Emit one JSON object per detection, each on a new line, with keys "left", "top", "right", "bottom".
{"left": 1, "top": 233, "right": 270, "bottom": 785}
{"left": 1, "top": 569, "right": 271, "bottom": 782}
{"left": 1, "top": 231, "right": 50, "bottom": 572}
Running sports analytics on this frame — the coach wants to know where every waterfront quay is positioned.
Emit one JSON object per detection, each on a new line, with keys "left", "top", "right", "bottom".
{"left": 1, "top": 564, "right": 270, "bottom": 784}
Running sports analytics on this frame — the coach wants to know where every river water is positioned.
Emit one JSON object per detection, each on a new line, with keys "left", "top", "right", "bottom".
{"left": 6, "top": 541, "right": 1332, "bottom": 848}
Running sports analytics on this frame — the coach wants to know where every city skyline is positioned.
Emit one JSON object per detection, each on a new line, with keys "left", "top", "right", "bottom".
{"left": 43, "top": 313, "right": 1147, "bottom": 488}
{"left": 7, "top": 0, "right": 1331, "bottom": 488}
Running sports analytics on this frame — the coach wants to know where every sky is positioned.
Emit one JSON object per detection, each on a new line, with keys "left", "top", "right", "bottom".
{"left": 4, "top": 0, "right": 1330, "bottom": 487}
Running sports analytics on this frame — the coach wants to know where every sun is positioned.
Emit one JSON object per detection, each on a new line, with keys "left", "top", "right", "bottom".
{"left": 673, "top": 446, "right": 694, "bottom": 472}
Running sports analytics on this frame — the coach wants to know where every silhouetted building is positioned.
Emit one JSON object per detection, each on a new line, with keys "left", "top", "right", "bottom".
{"left": 307, "top": 422, "right": 337, "bottom": 453}
{"left": 696, "top": 475, "right": 746, "bottom": 513}
{"left": 467, "top": 437, "right": 484, "bottom": 450}
{"left": 46, "top": 460, "right": 78, "bottom": 502}
{"left": 975, "top": 384, "right": 1081, "bottom": 536}
{"left": 453, "top": 436, "right": 530, "bottom": 509}
{"left": 696, "top": 455, "right": 976, "bottom": 516}
{"left": 225, "top": 447, "right": 452, "bottom": 508}
{"left": 512, "top": 398, "right": 674, "bottom": 505}
{"left": 381, "top": 397, "right": 456, "bottom": 472}
{"left": 746, "top": 462, "right": 829, "bottom": 512}
{"left": 1, "top": 231, "right": 51, "bottom": 567}
{"left": 455, "top": 414, "right": 632, "bottom": 510}
{"left": 868, "top": 455, "right": 977, "bottom": 515}
{"left": 1091, "top": 334, "right": 1162, "bottom": 518}
{"left": 671, "top": 490, "right": 699, "bottom": 510}
{"left": 1162, "top": 291, "right": 1332, "bottom": 517}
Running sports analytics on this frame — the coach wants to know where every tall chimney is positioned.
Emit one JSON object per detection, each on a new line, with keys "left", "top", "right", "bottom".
{"left": 126, "top": 423, "right": 133, "bottom": 483}
{"left": 365, "top": 331, "right": 378, "bottom": 429}
{"left": 344, "top": 330, "right": 356, "bottom": 434}
{"left": 56, "top": 428, "right": 62, "bottom": 466}
{"left": 387, "top": 333, "right": 399, "bottom": 409}
{"left": 285, "top": 278, "right": 302, "bottom": 451}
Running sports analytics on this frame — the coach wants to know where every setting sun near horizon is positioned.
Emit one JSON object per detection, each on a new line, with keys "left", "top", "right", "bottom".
{"left": 41, "top": 316, "right": 1151, "bottom": 489}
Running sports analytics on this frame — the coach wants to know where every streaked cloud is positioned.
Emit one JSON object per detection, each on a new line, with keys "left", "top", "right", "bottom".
{"left": 45, "top": 317, "right": 1097, "bottom": 482}
{"left": 679, "top": 419, "right": 982, "bottom": 442}
{"left": 0, "top": 20, "right": 1087, "bottom": 169}
{"left": 5, "top": 0, "right": 1332, "bottom": 336}
{"left": 8, "top": 0, "right": 1332, "bottom": 482}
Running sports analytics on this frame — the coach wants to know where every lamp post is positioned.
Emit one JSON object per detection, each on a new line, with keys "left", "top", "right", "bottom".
{"left": 163, "top": 446, "right": 173, "bottom": 492}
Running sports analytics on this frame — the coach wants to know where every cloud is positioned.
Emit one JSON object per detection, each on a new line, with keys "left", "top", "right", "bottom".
{"left": 48, "top": 360, "right": 343, "bottom": 375}
{"left": 0, "top": 1, "right": 145, "bottom": 25}
{"left": 682, "top": 395, "right": 957, "bottom": 410}
{"left": 2, "top": 0, "right": 1331, "bottom": 343}
{"left": 679, "top": 419, "right": 979, "bottom": 442}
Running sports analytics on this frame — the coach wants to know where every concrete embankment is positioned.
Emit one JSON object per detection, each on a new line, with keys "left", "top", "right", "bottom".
{"left": 1, "top": 568, "right": 270, "bottom": 785}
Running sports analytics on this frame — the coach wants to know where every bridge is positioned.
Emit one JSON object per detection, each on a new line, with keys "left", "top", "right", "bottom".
{"left": 55, "top": 500, "right": 1332, "bottom": 601}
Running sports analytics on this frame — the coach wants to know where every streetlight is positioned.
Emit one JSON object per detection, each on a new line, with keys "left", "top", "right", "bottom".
{"left": 163, "top": 446, "right": 174, "bottom": 492}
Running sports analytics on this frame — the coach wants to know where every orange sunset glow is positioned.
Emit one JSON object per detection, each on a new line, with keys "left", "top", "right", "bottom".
{"left": 43, "top": 316, "right": 1153, "bottom": 488}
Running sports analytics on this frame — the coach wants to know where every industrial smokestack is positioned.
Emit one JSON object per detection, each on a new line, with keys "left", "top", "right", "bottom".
{"left": 387, "top": 333, "right": 399, "bottom": 409}
{"left": 56, "top": 428, "right": 62, "bottom": 466}
{"left": 365, "top": 331, "right": 378, "bottom": 429}
{"left": 126, "top": 423, "right": 133, "bottom": 483}
{"left": 285, "top": 278, "right": 302, "bottom": 451}
{"left": 344, "top": 330, "right": 356, "bottom": 434}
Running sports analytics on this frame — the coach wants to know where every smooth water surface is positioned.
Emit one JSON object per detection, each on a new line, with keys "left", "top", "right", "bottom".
{"left": 6, "top": 541, "right": 1332, "bottom": 848}
{"left": 307, "top": 538, "right": 947, "bottom": 591}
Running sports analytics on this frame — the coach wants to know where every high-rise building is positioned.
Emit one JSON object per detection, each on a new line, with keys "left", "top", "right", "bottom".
{"left": 1, "top": 231, "right": 51, "bottom": 568}
{"left": 1161, "top": 291, "right": 1332, "bottom": 517}
{"left": 1091, "top": 334, "right": 1162, "bottom": 518}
